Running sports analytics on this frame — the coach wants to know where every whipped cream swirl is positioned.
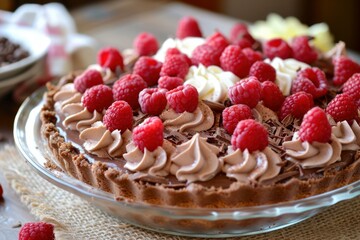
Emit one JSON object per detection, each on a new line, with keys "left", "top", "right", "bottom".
{"left": 79, "top": 121, "right": 132, "bottom": 158}
{"left": 153, "top": 37, "right": 205, "bottom": 62}
{"left": 160, "top": 101, "right": 214, "bottom": 132}
{"left": 264, "top": 57, "right": 310, "bottom": 96}
{"left": 170, "top": 133, "right": 221, "bottom": 183}
{"left": 123, "top": 141, "right": 174, "bottom": 177}
{"left": 54, "top": 83, "right": 103, "bottom": 132}
{"left": 332, "top": 121, "right": 360, "bottom": 151}
{"left": 220, "top": 147, "right": 281, "bottom": 183}
{"left": 283, "top": 132, "right": 341, "bottom": 169}
{"left": 184, "top": 64, "right": 240, "bottom": 103}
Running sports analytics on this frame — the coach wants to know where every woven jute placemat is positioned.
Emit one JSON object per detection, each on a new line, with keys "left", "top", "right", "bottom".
{"left": 0, "top": 145, "right": 359, "bottom": 240}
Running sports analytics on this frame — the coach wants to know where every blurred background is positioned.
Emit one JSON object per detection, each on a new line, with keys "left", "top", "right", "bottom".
{"left": 1, "top": 0, "right": 360, "bottom": 52}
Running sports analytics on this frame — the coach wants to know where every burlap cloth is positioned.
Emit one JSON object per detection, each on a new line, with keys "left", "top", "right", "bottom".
{"left": 0, "top": 145, "right": 359, "bottom": 240}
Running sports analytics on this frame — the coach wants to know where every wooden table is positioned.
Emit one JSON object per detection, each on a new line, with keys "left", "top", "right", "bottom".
{"left": 0, "top": 1, "right": 359, "bottom": 238}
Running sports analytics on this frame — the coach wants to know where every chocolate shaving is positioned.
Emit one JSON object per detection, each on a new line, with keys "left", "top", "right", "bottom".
{"left": 202, "top": 100, "right": 225, "bottom": 112}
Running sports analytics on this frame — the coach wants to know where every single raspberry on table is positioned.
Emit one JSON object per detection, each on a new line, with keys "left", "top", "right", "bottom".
{"left": 278, "top": 91, "right": 314, "bottom": 121}
{"left": 19, "top": 222, "right": 55, "bottom": 240}
{"left": 160, "top": 54, "right": 189, "bottom": 79}
{"left": 249, "top": 61, "right": 276, "bottom": 82}
{"left": 263, "top": 38, "right": 293, "bottom": 60}
{"left": 133, "top": 56, "right": 162, "bottom": 86}
{"left": 222, "top": 104, "right": 253, "bottom": 134}
{"left": 291, "top": 67, "right": 328, "bottom": 98}
{"left": 206, "top": 31, "right": 229, "bottom": 53}
{"left": 176, "top": 16, "right": 202, "bottom": 39}
{"left": 133, "top": 116, "right": 164, "bottom": 152}
{"left": 166, "top": 85, "right": 199, "bottom": 113}
{"left": 326, "top": 93, "right": 358, "bottom": 122}
{"left": 343, "top": 73, "right": 360, "bottom": 107}
{"left": 82, "top": 85, "right": 113, "bottom": 112}
{"left": 231, "top": 119, "right": 269, "bottom": 152}
{"left": 158, "top": 76, "right": 183, "bottom": 90}
{"left": 97, "top": 47, "right": 124, "bottom": 72}
{"left": 191, "top": 44, "right": 221, "bottom": 66}
{"left": 113, "top": 74, "right": 147, "bottom": 109}
{"left": 133, "top": 32, "right": 159, "bottom": 56}
{"left": 220, "top": 45, "right": 251, "bottom": 78}
{"left": 261, "top": 81, "right": 285, "bottom": 112}
{"left": 333, "top": 56, "right": 360, "bottom": 86}
{"left": 242, "top": 48, "right": 263, "bottom": 66}
{"left": 299, "top": 107, "right": 331, "bottom": 143}
{"left": 103, "top": 100, "right": 133, "bottom": 132}
{"left": 228, "top": 76, "right": 262, "bottom": 108}
{"left": 291, "top": 36, "right": 318, "bottom": 64}
{"left": 139, "top": 88, "right": 167, "bottom": 116}
{"left": 165, "top": 48, "right": 192, "bottom": 65}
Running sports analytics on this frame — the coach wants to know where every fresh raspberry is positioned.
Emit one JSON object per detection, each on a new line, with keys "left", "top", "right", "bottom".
{"left": 133, "top": 32, "right": 159, "bottom": 56}
{"left": 249, "top": 61, "right": 276, "bottom": 82}
{"left": 234, "top": 37, "right": 253, "bottom": 49}
{"left": 220, "top": 45, "right": 251, "bottom": 78}
{"left": 113, "top": 74, "right": 147, "bottom": 109}
{"left": 133, "top": 56, "right": 162, "bottom": 86}
{"left": 230, "top": 23, "right": 249, "bottom": 43}
{"left": 139, "top": 88, "right": 167, "bottom": 115}
{"left": 242, "top": 48, "right": 263, "bottom": 66}
{"left": 291, "top": 67, "right": 328, "bottom": 98}
{"left": 343, "top": 73, "right": 360, "bottom": 107}
{"left": 228, "top": 76, "right": 262, "bottom": 108}
{"left": 291, "top": 36, "right": 318, "bottom": 64}
{"left": 166, "top": 85, "right": 198, "bottom": 113}
{"left": 82, "top": 85, "right": 113, "bottom": 112}
{"left": 231, "top": 119, "right": 268, "bottom": 152}
{"left": 333, "top": 56, "right": 360, "bottom": 86}
{"left": 19, "top": 222, "right": 55, "bottom": 240}
{"left": 97, "top": 47, "right": 124, "bottom": 72}
{"left": 176, "top": 16, "right": 202, "bottom": 39}
{"left": 261, "top": 81, "right": 285, "bottom": 111}
{"left": 263, "top": 38, "right": 293, "bottom": 60}
{"left": 133, "top": 117, "right": 164, "bottom": 152}
{"left": 165, "top": 48, "right": 192, "bottom": 65}
{"left": 103, "top": 100, "right": 133, "bottom": 132}
{"left": 299, "top": 107, "right": 331, "bottom": 143}
{"left": 206, "top": 31, "right": 229, "bottom": 53}
{"left": 74, "top": 69, "right": 104, "bottom": 93}
{"left": 326, "top": 93, "right": 358, "bottom": 122}
{"left": 222, "top": 104, "right": 253, "bottom": 134}
{"left": 158, "top": 76, "right": 183, "bottom": 90}
{"left": 278, "top": 91, "right": 314, "bottom": 121}
{"left": 160, "top": 54, "right": 189, "bottom": 79}
{"left": 191, "top": 44, "right": 221, "bottom": 66}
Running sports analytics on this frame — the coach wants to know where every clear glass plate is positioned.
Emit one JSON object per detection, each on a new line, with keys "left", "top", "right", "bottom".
{"left": 14, "top": 88, "right": 360, "bottom": 238}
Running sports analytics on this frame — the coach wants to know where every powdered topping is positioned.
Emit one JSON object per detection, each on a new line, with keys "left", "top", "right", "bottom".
{"left": 332, "top": 121, "right": 360, "bottom": 151}
{"left": 153, "top": 37, "right": 205, "bottom": 62}
{"left": 283, "top": 132, "right": 341, "bottom": 169}
{"left": 87, "top": 64, "right": 117, "bottom": 84}
{"left": 265, "top": 57, "right": 309, "bottom": 95}
{"left": 123, "top": 141, "right": 174, "bottom": 178}
{"left": 184, "top": 64, "right": 240, "bottom": 103}
{"left": 160, "top": 101, "right": 214, "bottom": 132}
{"left": 170, "top": 133, "right": 221, "bottom": 183}
{"left": 79, "top": 121, "right": 132, "bottom": 158}
{"left": 220, "top": 146, "right": 281, "bottom": 183}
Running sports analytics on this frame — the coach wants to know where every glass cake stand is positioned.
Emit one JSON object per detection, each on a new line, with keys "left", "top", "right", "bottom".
{"left": 13, "top": 88, "right": 360, "bottom": 238}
